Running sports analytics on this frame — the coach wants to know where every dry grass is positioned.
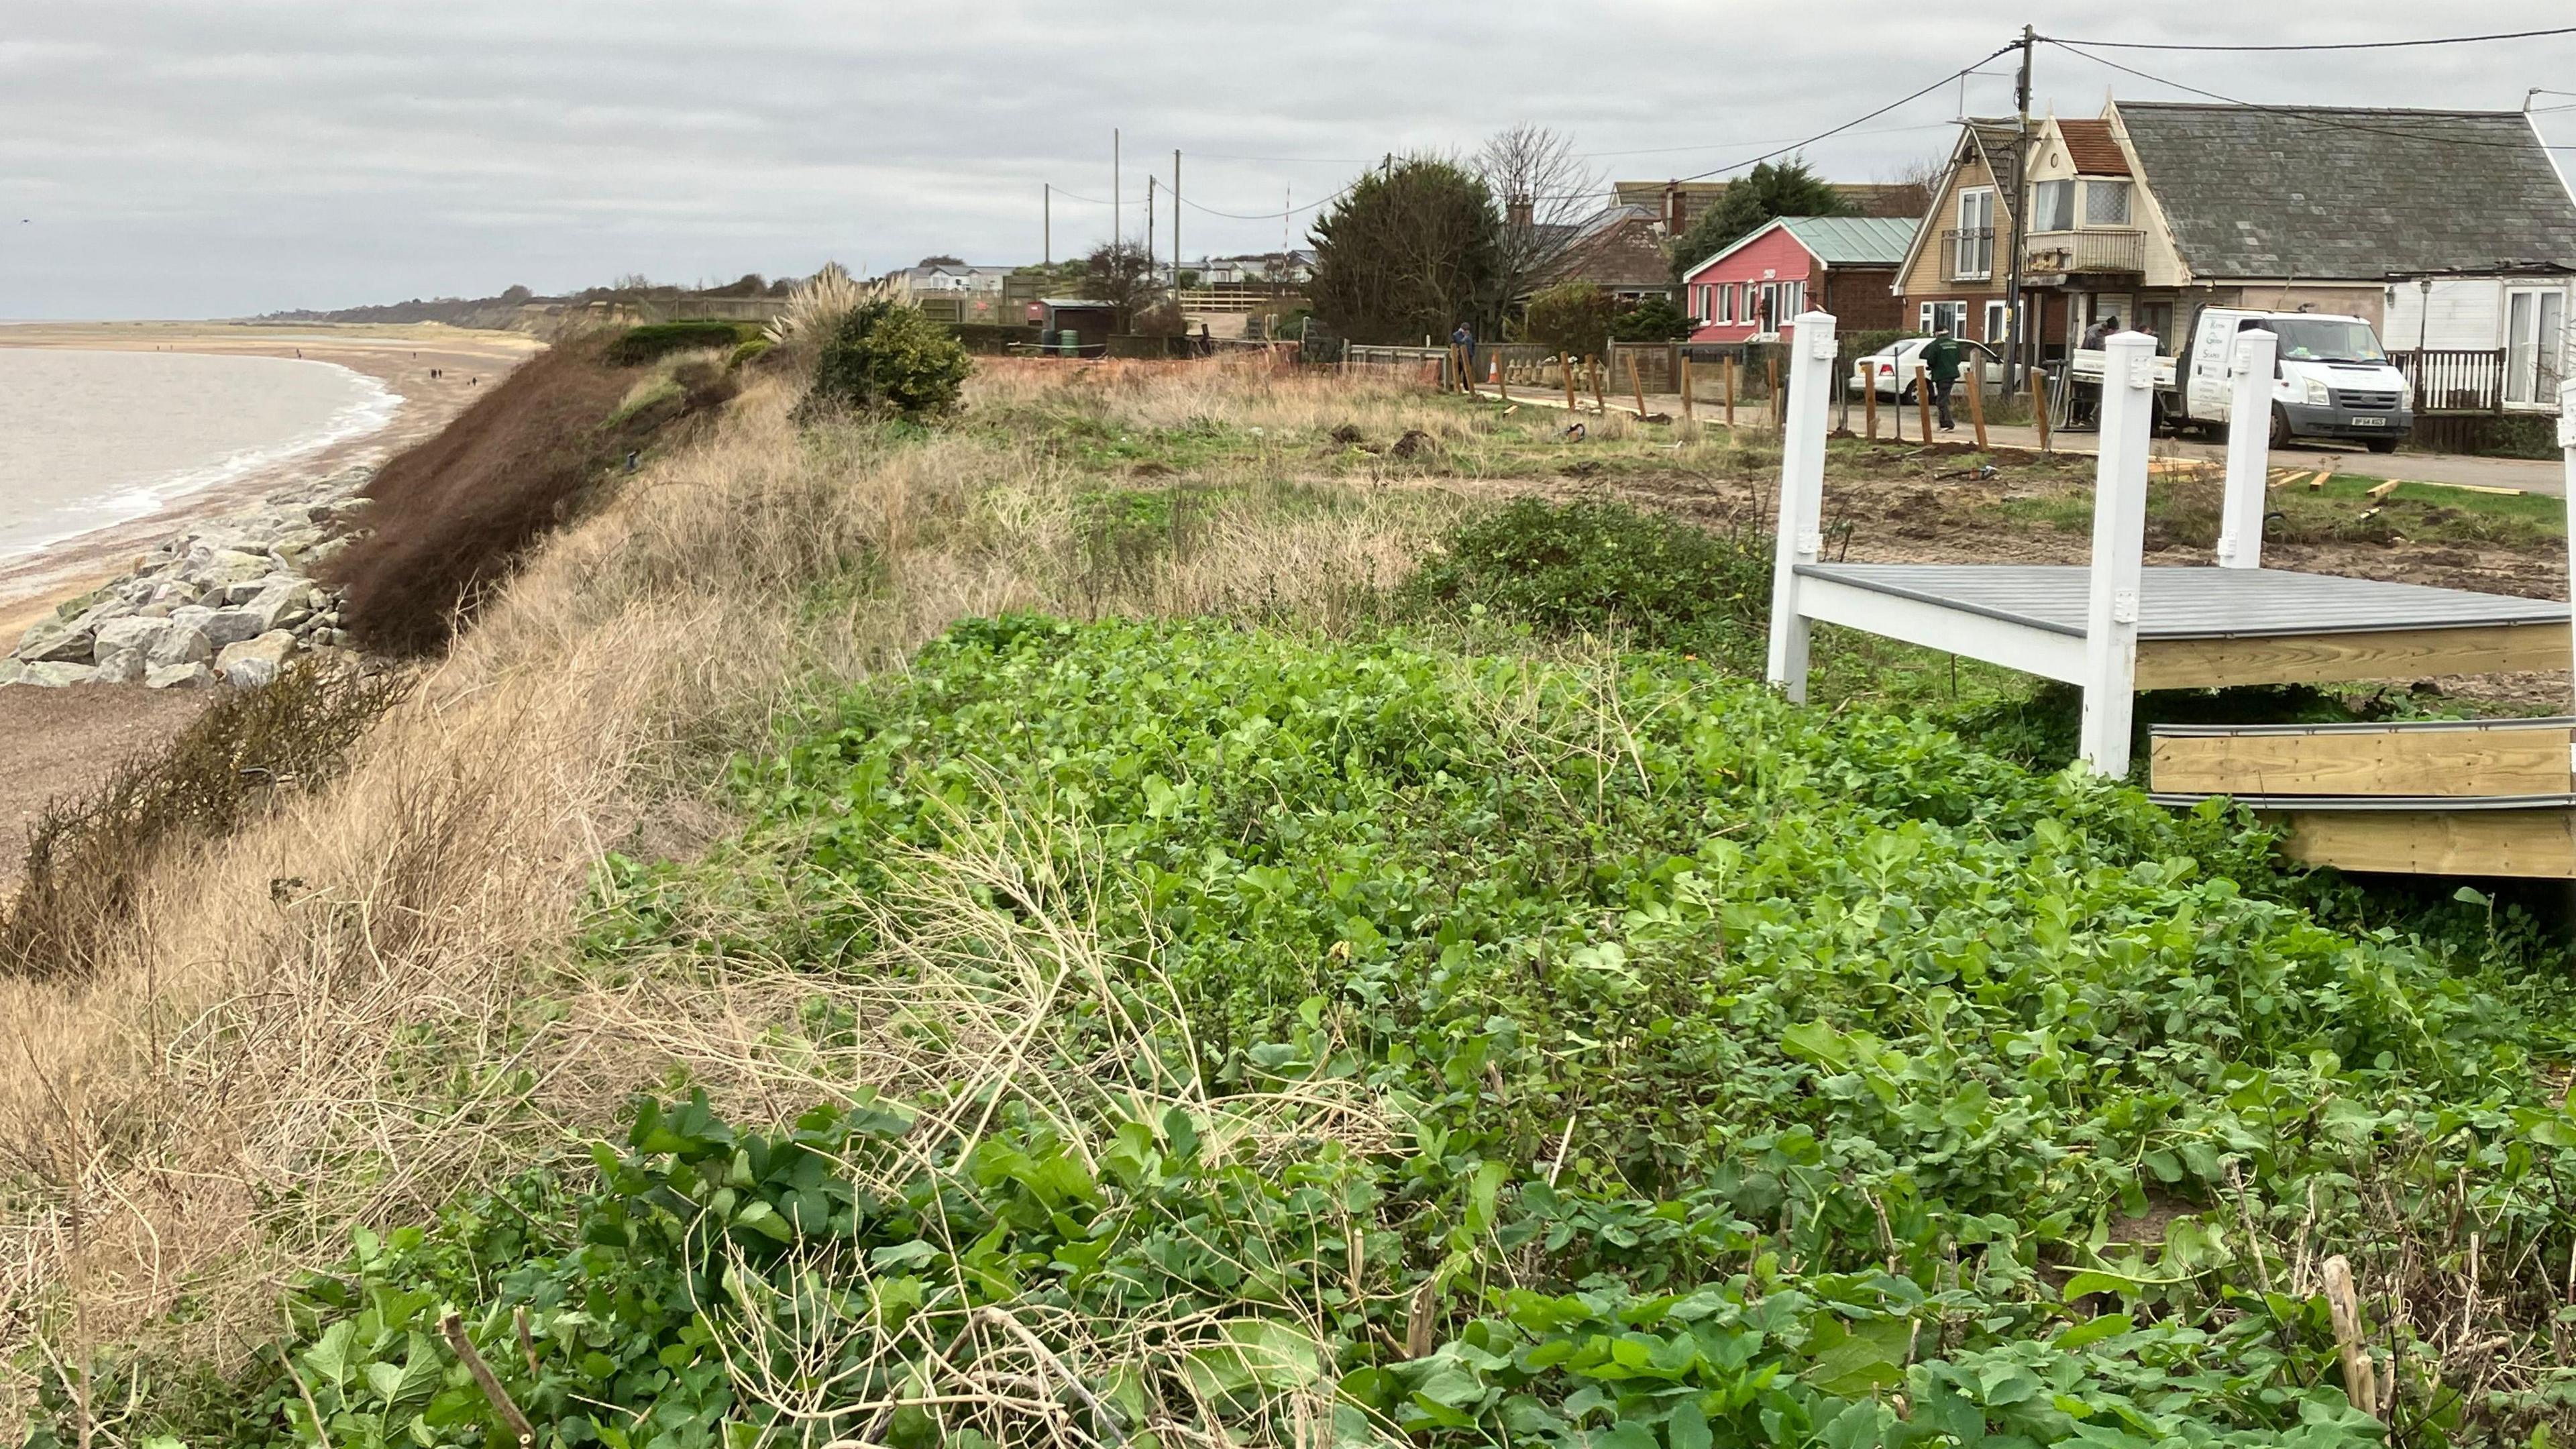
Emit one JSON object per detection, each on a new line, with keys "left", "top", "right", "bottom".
{"left": 0, "top": 354, "right": 1458, "bottom": 1432}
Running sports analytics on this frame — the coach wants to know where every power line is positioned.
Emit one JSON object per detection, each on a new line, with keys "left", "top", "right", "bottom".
{"left": 1175, "top": 183, "right": 1352, "bottom": 221}
{"left": 2042, "top": 39, "right": 2576, "bottom": 150}
{"left": 1667, "top": 42, "right": 2020, "bottom": 184}
{"left": 2035, "top": 23, "right": 2576, "bottom": 52}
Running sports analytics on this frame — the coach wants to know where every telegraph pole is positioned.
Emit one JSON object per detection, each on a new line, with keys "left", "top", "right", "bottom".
{"left": 1043, "top": 183, "right": 1051, "bottom": 267}
{"left": 1113, "top": 128, "right": 1122, "bottom": 246}
{"left": 2004, "top": 23, "right": 2035, "bottom": 394}
{"left": 1173, "top": 150, "right": 1183, "bottom": 305}
{"left": 1147, "top": 175, "right": 1157, "bottom": 274}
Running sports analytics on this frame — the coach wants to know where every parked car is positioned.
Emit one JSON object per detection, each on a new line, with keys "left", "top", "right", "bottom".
{"left": 1850, "top": 337, "right": 2002, "bottom": 400}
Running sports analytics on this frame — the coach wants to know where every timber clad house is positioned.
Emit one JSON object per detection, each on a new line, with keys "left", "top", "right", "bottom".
{"left": 1899, "top": 103, "right": 2576, "bottom": 417}
{"left": 1679, "top": 216, "right": 1915, "bottom": 343}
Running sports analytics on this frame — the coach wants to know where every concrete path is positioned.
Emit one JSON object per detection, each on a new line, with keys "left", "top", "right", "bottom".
{"left": 1482, "top": 380, "right": 2568, "bottom": 496}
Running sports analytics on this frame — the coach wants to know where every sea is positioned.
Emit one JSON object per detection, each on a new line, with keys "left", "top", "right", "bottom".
{"left": 0, "top": 347, "right": 400, "bottom": 560}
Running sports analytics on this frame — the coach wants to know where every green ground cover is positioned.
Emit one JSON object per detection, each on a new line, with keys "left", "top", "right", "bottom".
{"left": 134, "top": 616, "right": 2576, "bottom": 1448}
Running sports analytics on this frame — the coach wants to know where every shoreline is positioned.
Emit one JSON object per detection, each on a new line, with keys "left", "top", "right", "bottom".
{"left": 0, "top": 322, "right": 542, "bottom": 639}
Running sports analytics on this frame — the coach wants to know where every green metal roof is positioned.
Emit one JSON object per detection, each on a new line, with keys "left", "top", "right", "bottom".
{"left": 1776, "top": 215, "right": 1920, "bottom": 266}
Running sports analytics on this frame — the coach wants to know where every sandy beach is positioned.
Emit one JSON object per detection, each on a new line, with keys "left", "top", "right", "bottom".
{"left": 0, "top": 321, "right": 541, "bottom": 639}
{"left": 0, "top": 321, "right": 538, "bottom": 892}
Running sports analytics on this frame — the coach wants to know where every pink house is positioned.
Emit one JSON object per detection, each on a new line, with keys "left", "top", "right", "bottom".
{"left": 1679, "top": 216, "right": 1917, "bottom": 343}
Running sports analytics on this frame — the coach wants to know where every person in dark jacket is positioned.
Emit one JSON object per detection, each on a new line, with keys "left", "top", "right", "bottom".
{"left": 1450, "top": 322, "right": 1477, "bottom": 390}
{"left": 1922, "top": 327, "right": 1962, "bottom": 430}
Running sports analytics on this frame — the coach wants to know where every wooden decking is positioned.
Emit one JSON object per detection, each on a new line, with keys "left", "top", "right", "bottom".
{"left": 2147, "top": 718, "right": 2576, "bottom": 877}
{"left": 1794, "top": 564, "right": 2571, "bottom": 690}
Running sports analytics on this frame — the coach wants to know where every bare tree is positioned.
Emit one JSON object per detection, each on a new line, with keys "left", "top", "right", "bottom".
{"left": 1878, "top": 152, "right": 1951, "bottom": 220}
{"left": 1475, "top": 125, "right": 1603, "bottom": 321}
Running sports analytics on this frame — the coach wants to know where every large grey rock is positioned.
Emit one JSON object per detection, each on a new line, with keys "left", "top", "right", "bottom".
{"left": 148, "top": 620, "right": 213, "bottom": 667}
{"left": 0, "top": 659, "right": 23, "bottom": 686}
{"left": 15, "top": 613, "right": 98, "bottom": 663}
{"left": 145, "top": 661, "right": 215, "bottom": 690}
{"left": 93, "top": 647, "right": 147, "bottom": 685}
{"left": 216, "top": 630, "right": 297, "bottom": 688}
{"left": 92, "top": 614, "right": 170, "bottom": 665}
{"left": 187, "top": 548, "right": 273, "bottom": 589}
{"left": 16, "top": 661, "right": 99, "bottom": 687}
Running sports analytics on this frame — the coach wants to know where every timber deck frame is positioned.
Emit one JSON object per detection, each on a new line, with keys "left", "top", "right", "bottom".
{"left": 1766, "top": 314, "right": 2576, "bottom": 780}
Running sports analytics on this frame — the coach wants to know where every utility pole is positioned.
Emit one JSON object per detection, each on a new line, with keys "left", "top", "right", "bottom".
{"left": 1043, "top": 183, "right": 1051, "bottom": 267}
{"left": 1147, "top": 176, "right": 1157, "bottom": 276}
{"left": 1113, "top": 128, "right": 1122, "bottom": 246}
{"left": 1173, "top": 150, "right": 1182, "bottom": 305}
{"left": 2004, "top": 23, "right": 2035, "bottom": 394}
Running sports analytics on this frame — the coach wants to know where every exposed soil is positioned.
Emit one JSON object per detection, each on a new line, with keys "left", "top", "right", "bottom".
{"left": 0, "top": 685, "right": 212, "bottom": 897}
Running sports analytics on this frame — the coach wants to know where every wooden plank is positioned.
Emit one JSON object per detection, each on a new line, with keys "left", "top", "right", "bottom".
{"left": 2133, "top": 622, "right": 2574, "bottom": 690}
{"left": 1965, "top": 366, "right": 1988, "bottom": 449}
{"left": 2032, "top": 370, "right": 2052, "bottom": 452}
{"left": 2269, "top": 808, "right": 2576, "bottom": 878}
{"left": 2151, "top": 724, "right": 2576, "bottom": 798}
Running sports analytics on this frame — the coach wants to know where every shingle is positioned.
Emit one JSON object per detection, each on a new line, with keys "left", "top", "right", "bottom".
{"left": 2057, "top": 119, "right": 2130, "bottom": 176}
{"left": 2116, "top": 103, "right": 2576, "bottom": 280}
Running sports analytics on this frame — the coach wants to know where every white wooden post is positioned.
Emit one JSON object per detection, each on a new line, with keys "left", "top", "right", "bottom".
{"left": 2078, "top": 329, "right": 2156, "bottom": 775}
{"left": 1766, "top": 310, "right": 1839, "bottom": 702}
{"left": 2561, "top": 379, "right": 2576, "bottom": 708}
{"left": 2216, "top": 328, "right": 2277, "bottom": 570}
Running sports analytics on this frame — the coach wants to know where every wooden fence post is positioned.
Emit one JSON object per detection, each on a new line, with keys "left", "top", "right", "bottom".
{"left": 2033, "top": 370, "right": 2053, "bottom": 452}
{"left": 1678, "top": 357, "right": 1695, "bottom": 423}
{"left": 1913, "top": 363, "right": 1934, "bottom": 441}
{"left": 1629, "top": 354, "right": 1649, "bottom": 418}
{"left": 1766, "top": 351, "right": 1782, "bottom": 430}
{"left": 1589, "top": 356, "right": 1607, "bottom": 414}
{"left": 1864, "top": 378, "right": 1877, "bottom": 441}
{"left": 1766, "top": 310, "right": 1839, "bottom": 703}
{"left": 1561, "top": 354, "right": 1578, "bottom": 411}
{"left": 2216, "top": 329, "right": 2277, "bottom": 569}
{"left": 1724, "top": 357, "right": 1736, "bottom": 427}
{"left": 1965, "top": 364, "right": 1989, "bottom": 449}
{"left": 2077, "top": 330, "right": 2155, "bottom": 776}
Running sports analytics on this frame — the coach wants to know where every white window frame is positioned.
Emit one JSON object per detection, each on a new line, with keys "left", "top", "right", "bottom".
{"left": 1919, "top": 301, "right": 1967, "bottom": 337}
{"left": 2082, "top": 180, "right": 2132, "bottom": 227}
{"left": 1954, "top": 188, "right": 1995, "bottom": 279}
{"left": 1717, "top": 284, "right": 1733, "bottom": 324}
{"left": 2032, "top": 179, "right": 2074, "bottom": 233}
{"left": 2504, "top": 286, "right": 2567, "bottom": 407}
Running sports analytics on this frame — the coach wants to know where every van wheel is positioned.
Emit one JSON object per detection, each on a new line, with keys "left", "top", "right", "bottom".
{"left": 2267, "top": 405, "right": 2294, "bottom": 449}
{"left": 2365, "top": 437, "right": 2401, "bottom": 454}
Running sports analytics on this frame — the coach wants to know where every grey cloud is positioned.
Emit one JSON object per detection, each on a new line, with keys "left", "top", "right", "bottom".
{"left": 1, "top": 0, "right": 2569, "bottom": 317}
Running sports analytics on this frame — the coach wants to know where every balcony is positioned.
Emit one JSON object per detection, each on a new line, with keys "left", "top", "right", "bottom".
{"left": 2024, "top": 228, "right": 2145, "bottom": 277}
{"left": 1939, "top": 227, "right": 1995, "bottom": 284}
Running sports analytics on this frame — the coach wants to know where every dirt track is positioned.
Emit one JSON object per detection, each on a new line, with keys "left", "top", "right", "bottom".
{"left": 0, "top": 685, "right": 211, "bottom": 896}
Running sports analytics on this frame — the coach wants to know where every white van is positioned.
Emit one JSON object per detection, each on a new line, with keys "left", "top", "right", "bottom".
{"left": 2067, "top": 307, "right": 2412, "bottom": 451}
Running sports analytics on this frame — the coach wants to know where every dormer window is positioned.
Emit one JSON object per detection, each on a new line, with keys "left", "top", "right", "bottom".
{"left": 2083, "top": 180, "right": 2131, "bottom": 226}
{"left": 2033, "top": 180, "right": 2074, "bottom": 231}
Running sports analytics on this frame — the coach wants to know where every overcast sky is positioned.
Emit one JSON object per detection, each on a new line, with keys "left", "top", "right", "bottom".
{"left": 5, "top": 1, "right": 2573, "bottom": 319}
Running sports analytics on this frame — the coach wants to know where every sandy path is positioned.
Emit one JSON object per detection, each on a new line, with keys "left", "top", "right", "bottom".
{"left": 0, "top": 322, "right": 538, "bottom": 898}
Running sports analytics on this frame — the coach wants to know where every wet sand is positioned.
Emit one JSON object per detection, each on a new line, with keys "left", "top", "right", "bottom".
{"left": 0, "top": 321, "right": 541, "bottom": 633}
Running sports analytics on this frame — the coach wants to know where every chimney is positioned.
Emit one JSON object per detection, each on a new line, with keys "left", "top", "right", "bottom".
{"left": 1664, "top": 182, "right": 1682, "bottom": 234}
{"left": 1507, "top": 193, "right": 1534, "bottom": 229}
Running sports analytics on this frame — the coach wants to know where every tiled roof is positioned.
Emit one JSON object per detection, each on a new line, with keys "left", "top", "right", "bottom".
{"left": 2057, "top": 119, "right": 2129, "bottom": 176}
{"left": 1776, "top": 215, "right": 1919, "bottom": 266}
{"left": 2116, "top": 103, "right": 2576, "bottom": 280}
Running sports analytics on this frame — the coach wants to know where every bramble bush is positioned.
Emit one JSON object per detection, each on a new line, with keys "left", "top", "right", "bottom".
{"left": 94, "top": 619, "right": 2576, "bottom": 1448}
{"left": 1404, "top": 498, "right": 1772, "bottom": 660}
{"left": 804, "top": 300, "right": 971, "bottom": 420}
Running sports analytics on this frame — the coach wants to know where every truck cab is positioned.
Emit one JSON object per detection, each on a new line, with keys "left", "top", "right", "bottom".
{"left": 2178, "top": 307, "right": 2411, "bottom": 452}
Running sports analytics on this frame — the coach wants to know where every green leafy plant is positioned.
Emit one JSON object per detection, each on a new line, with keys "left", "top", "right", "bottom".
{"left": 1403, "top": 498, "right": 1772, "bottom": 657}
{"left": 804, "top": 301, "right": 972, "bottom": 420}
{"left": 604, "top": 321, "right": 759, "bottom": 368}
{"left": 1521, "top": 282, "right": 1614, "bottom": 360}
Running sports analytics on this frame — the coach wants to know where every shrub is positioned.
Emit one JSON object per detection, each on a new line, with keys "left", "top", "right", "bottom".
{"left": 1519, "top": 282, "right": 1612, "bottom": 360}
{"left": 804, "top": 300, "right": 971, "bottom": 419}
{"left": 1607, "top": 294, "right": 1693, "bottom": 341}
{"left": 0, "top": 662, "right": 403, "bottom": 979}
{"left": 602, "top": 320, "right": 756, "bottom": 367}
{"left": 1404, "top": 497, "right": 1772, "bottom": 655}
{"left": 726, "top": 336, "right": 773, "bottom": 369}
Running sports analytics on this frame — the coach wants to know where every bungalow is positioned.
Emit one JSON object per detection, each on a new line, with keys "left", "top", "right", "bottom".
{"left": 1534, "top": 203, "right": 1677, "bottom": 305}
{"left": 1900, "top": 103, "right": 2576, "bottom": 400}
{"left": 1679, "top": 215, "right": 1916, "bottom": 343}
